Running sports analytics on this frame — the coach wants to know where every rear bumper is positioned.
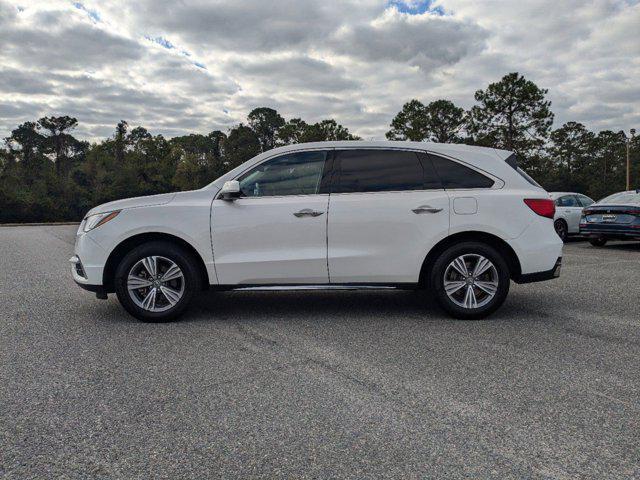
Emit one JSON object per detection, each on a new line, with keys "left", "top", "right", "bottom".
{"left": 514, "top": 257, "right": 562, "bottom": 284}
{"left": 580, "top": 224, "right": 640, "bottom": 239}
{"left": 509, "top": 217, "right": 564, "bottom": 276}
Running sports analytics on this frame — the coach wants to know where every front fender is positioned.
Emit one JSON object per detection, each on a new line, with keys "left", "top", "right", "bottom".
{"left": 87, "top": 196, "right": 216, "bottom": 285}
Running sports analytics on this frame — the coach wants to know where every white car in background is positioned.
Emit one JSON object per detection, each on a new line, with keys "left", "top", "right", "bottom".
{"left": 71, "top": 141, "right": 563, "bottom": 322}
{"left": 550, "top": 192, "right": 594, "bottom": 241}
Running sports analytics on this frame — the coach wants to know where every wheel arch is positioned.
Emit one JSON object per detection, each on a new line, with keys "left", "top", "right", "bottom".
{"left": 102, "top": 232, "right": 210, "bottom": 292}
{"left": 419, "top": 231, "right": 522, "bottom": 287}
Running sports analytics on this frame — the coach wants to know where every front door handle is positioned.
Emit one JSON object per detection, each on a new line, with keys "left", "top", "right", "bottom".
{"left": 293, "top": 208, "right": 324, "bottom": 218}
{"left": 412, "top": 205, "right": 443, "bottom": 214}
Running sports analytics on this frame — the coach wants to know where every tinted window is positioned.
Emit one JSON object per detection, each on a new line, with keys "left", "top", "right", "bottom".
{"left": 334, "top": 150, "right": 430, "bottom": 193}
{"left": 577, "top": 194, "right": 594, "bottom": 207}
{"left": 238, "top": 151, "right": 327, "bottom": 197}
{"left": 556, "top": 195, "right": 579, "bottom": 207}
{"left": 430, "top": 155, "right": 495, "bottom": 189}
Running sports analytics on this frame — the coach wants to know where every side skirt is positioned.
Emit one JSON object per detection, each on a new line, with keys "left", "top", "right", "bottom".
{"left": 210, "top": 283, "right": 421, "bottom": 292}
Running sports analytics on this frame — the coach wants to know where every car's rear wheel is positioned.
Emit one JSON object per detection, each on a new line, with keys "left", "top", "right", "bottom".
{"left": 114, "top": 241, "right": 201, "bottom": 322}
{"left": 589, "top": 237, "right": 608, "bottom": 247}
{"left": 431, "top": 242, "right": 510, "bottom": 320}
{"left": 554, "top": 219, "right": 568, "bottom": 242}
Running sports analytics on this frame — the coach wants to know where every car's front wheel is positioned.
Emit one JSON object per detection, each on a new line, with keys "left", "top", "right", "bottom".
{"left": 430, "top": 242, "right": 510, "bottom": 320}
{"left": 114, "top": 241, "right": 201, "bottom": 322}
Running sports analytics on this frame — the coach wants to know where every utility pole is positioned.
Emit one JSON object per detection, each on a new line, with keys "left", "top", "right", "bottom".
{"left": 627, "top": 128, "right": 636, "bottom": 190}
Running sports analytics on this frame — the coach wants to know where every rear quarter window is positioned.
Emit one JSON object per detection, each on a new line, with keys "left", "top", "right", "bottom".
{"left": 427, "top": 154, "right": 495, "bottom": 189}
{"left": 577, "top": 195, "right": 594, "bottom": 207}
{"left": 505, "top": 154, "right": 542, "bottom": 188}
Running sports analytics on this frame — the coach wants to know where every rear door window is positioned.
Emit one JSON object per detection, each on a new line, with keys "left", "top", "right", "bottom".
{"left": 556, "top": 195, "right": 579, "bottom": 207}
{"left": 333, "top": 149, "right": 438, "bottom": 193}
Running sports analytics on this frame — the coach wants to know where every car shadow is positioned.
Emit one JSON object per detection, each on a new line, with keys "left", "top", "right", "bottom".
{"left": 189, "top": 289, "right": 438, "bottom": 322}
{"left": 79, "top": 290, "right": 441, "bottom": 326}
{"left": 182, "top": 288, "right": 538, "bottom": 325}
{"left": 596, "top": 242, "right": 640, "bottom": 252}
{"left": 85, "top": 288, "right": 551, "bottom": 327}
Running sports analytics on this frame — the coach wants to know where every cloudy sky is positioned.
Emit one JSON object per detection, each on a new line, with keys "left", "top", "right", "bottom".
{"left": 0, "top": 0, "right": 638, "bottom": 141}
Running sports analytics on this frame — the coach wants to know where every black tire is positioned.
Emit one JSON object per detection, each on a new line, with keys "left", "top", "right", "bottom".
{"left": 554, "top": 219, "right": 568, "bottom": 242}
{"left": 589, "top": 237, "right": 608, "bottom": 247}
{"left": 430, "top": 242, "right": 510, "bottom": 320}
{"left": 114, "top": 241, "right": 201, "bottom": 322}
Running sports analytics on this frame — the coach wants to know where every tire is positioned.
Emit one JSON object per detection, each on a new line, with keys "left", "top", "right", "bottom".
{"left": 114, "top": 241, "right": 201, "bottom": 322}
{"left": 589, "top": 237, "right": 608, "bottom": 247}
{"left": 554, "top": 219, "right": 568, "bottom": 242}
{"left": 430, "top": 242, "right": 510, "bottom": 320}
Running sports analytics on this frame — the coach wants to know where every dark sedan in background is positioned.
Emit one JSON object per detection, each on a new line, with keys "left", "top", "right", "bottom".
{"left": 580, "top": 190, "right": 640, "bottom": 246}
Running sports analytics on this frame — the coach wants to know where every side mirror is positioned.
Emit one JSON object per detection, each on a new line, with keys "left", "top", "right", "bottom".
{"left": 220, "top": 180, "right": 241, "bottom": 200}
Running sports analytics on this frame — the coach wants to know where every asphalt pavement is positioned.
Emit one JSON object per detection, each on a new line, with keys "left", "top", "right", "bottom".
{"left": 1, "top": 225, "right": 639, "bottom": 479}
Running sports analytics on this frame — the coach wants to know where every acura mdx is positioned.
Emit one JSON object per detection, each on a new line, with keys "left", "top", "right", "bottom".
{"left": 71, "top": 141, "right": 563, "bottom": 321}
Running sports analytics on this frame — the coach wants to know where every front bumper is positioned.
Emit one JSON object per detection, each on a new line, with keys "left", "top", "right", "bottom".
{"left": 70, "top": 255, "right": 108, "bottom": 297}
{"left": 72, "top": 231, "right": 108, "bottom": 284}
{"left": 514, "top": 257, "right": 562, "bottom": 284}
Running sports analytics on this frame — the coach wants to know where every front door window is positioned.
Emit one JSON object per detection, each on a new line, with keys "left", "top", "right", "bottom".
{"left": 238, "top": 151, "right": 327, "bottom": 197}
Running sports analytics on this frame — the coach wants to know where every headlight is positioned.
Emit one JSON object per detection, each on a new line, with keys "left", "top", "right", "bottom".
{"left": 82, "top": 210, "right": 121, "bottom": 233}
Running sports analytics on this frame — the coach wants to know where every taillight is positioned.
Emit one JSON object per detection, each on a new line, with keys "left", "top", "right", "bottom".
{"left": 524, "top": 198, "right": 555, "bottom": 219}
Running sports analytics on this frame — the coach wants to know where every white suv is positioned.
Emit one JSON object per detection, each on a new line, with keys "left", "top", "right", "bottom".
{"left": 71, "top": 141, "right": 562, "bottom": 321}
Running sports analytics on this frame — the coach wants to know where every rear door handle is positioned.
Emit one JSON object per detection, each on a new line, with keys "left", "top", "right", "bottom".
{"left": 412, "top": 205, "right": 443, "bottom": 214}
{"left": 293, "top": 208, "right": 324, "bottom": 218}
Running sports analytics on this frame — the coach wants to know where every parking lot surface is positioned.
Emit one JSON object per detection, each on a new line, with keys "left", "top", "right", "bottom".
{"left": 1, "top": 225, "right": 639, "bottom": 479}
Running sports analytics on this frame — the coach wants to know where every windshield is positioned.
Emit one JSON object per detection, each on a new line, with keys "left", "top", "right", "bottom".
{"left": 598, "top": 191, "right": 640, "bottom": 205}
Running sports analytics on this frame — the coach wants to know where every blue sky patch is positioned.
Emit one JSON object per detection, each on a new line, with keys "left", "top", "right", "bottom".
{"left": 73, "top": 2, "right": 101, "bottom": 22}
{"left": 146, "top": 36, "right": 175, "bottom": 50}
{"left": 388, "top": 0, "right": 445, "bottom": 15}
{"left": 144, "top": 35, "right": 207, "bottom": 69}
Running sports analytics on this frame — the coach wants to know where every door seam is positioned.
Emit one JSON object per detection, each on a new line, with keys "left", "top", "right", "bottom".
{"left": 325, "top": 193, "right": 331, "bottom": 284}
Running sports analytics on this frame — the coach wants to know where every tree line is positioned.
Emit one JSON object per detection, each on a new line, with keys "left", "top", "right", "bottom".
{"left": 386, "top": 73, "right": 638, "bottom": 201}
{"left": 1, "top": 72, "right": 638, "bottom": 223}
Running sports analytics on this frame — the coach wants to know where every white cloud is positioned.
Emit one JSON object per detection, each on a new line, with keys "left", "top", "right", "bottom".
{"left": 0, "top": 0, "right": 638, "bottom": 141}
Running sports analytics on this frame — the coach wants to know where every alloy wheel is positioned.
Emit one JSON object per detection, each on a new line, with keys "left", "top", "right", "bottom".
{"left": 127, "top": 255, "right": 185, "bottom": 312}
{"left": 554, "top": 221, "right": 567, "bottom": 241}
{"left": 443, "top": 254, "right": 499, "bottom": 309}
